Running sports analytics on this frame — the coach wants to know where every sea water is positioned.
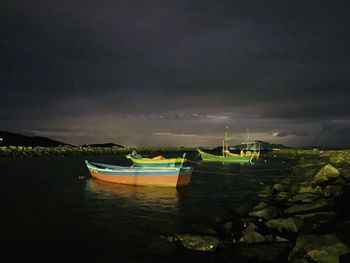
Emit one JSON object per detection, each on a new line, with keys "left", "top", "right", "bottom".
{"left": 0, "top": 153, "right": 288, "bottom": 262}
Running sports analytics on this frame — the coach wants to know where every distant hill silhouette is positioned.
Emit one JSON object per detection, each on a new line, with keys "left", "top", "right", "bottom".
{"left": 299, "top": 146, "right": 344, "bottom": 150}
{"left": 210, "top": 140, "right": 291, "bottom": 153}
{"left": 0, "top": 131, "right": 69, "bottom": 147}
{"left": 234, "top": 140, "right": 291, "bottom": 150}
{"left": 82, "top": 143, "right": 124, "bottom": 148}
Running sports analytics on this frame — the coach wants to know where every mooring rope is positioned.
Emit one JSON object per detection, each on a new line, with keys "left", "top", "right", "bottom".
{"left": 186, "top": 159, "right": 232, "bottom": 170}
{"left": 193, "top": 170, "right": 242, "bottom": 176}
{"left": 186, "top": 159, "right": 291, "bottom": 173}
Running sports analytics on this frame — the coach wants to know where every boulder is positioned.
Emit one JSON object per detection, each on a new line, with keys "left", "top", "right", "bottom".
{"left": 289, "top": 193, "right": 320, "bottom": 204}
{"left": 273, "top": 183, "right": 290, "bottom": 192}
{"left": 276, "top": 191, "right": 289, "bottom": 201}
{"left": 175, "top": 233, "right": 219, "bottom": 252}
{"left": 284, "top": 198, "right": 335, "bottom": 215}
{"left": 258, "top": 186, "right": 273, "bottom": 198}
{"left": 238, "top": 243, "right": 292, "bottom": 262}
{"left": 221, "top": 221, "right": 234, "bottom": 235}
{"left": 288, "top": 234, "right": 350, "bottom": 263}
{"left": 238, "top": 223, "right": 267, "bottom": 244}
{"left": 279, "top": 178, "right": 292, "bottom": 186}
{"left": 197, "top": 228, "right": 217, "bottom": 236}
{"left": 324, "top": 184, "right": 343, "bottom": 198}
{"left": 298, "top": 182, "right": 322, "bottom": 194}
{"left": 298, "top": 183, "right": 313, "bottom": 194}
{"left": 294, "top": 211, "right": 337, "bottom": 223}
{"left": 249, "top": 206, "right": 282, "bottom": 220}
{"left": 314, "top": 164, "right": 340, "bottom": 184}
{"left": 332, "top": 176, "right": 348, "bottom": 185}
{"left": 266, "top": 217, "right": 304, "bottom": 233}
{"left": 253, "top": 202, "right": 268, "bottom": 210}
{"left": 275, "top": 235, "right": 290, "bottom": 242}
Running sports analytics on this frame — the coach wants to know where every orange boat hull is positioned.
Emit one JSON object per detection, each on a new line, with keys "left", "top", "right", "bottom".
{"left": 90, "top": 171, "right": 191, "bottom": 187}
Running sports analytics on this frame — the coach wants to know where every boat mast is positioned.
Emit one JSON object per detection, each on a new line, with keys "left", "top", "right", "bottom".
{"left": 224, "top": 126, "right": 229, "bottom": 157}
{"left": 222, "top": 138, "right": 225, "bottom": 157}
{"left": 246, "top": 128, "right": 250, "bottom": 150}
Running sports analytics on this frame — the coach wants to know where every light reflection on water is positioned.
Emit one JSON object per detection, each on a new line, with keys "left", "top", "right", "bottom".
{"left": 0, "top": 154, "right": 289, "bottom": 262}
{"left": 85, "top": 178, "right": 181, "bottom": 209}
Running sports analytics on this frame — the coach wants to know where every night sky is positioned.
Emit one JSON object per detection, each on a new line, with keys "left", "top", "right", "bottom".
{"left": 1, "top": 0, "right": 350, "bottom": 147}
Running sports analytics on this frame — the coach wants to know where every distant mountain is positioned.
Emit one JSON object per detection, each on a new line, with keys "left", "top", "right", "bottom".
{"left": 81, "top": 143, "right": 124, "bottom": 148}
{"left": 211, "top": 140, "right": 291, "bottom": 153}
{"left": 299, "top": 146, "right": 344, "bottom": 150}
{"left": 0, "top": 131, "right": 69, "bottom": 147}
{"left": 241, "top": 140, "right": 291, "bottom": 150}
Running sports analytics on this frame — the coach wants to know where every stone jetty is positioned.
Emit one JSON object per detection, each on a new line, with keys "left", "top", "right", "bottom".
{"left": 0, "top": 145, "right": 195, "bottom": 157}
{"left": 173, "top": 149, "right": 350, "bottom": 263}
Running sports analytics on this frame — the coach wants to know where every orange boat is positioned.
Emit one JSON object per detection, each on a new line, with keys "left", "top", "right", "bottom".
{"left": 85, "top": 160, "right": 192, "bottom": 187}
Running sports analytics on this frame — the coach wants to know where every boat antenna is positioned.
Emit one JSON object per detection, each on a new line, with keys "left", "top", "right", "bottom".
{"left": 225, "top": 126, "right": 229, "bottom": 142}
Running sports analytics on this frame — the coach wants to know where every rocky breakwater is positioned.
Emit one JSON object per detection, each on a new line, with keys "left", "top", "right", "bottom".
{"left": 0, "top": 145, "right": 196, "bottom": 157}
{"left": 172, "top": 160, "right": 350, "bottom": 262}
{"left": 0, "top": 145, "right": 128, "bottom": 157}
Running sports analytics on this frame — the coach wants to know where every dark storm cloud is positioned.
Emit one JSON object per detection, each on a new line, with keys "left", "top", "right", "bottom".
{"left": 1, "top": 0, "right": 350, "bottom": 146}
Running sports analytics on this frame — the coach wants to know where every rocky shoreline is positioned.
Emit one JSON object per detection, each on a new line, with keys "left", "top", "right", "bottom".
{"left": 0, "top": 145, "right": 195, "bottom": 157}
{"left": 172, "top": 149, "right": 350, "bottom": 263}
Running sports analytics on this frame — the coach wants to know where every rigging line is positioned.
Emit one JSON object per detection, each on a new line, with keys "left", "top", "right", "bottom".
{"left": 186, "top": 159, "right": 291, "bottom": 172}
{"left": 193, "top": 170, "right": 283, "bottom": 176}
{"left": 193, "top": 170, "right": 241, "bottom": 176}
{"left": 185, "top": 160, "right": 232, "bottom": 170}
{"left": 242, "top": 168, "right": 287, "bottom": 172}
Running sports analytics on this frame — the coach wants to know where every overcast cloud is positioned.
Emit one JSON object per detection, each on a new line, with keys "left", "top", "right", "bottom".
{"left": 1, "top": 0, "right": 350, "bottom": 147}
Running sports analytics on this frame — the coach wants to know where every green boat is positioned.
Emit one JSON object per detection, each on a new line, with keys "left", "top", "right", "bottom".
{"left": 197, "top": 149, "right": 254, "bottom": 163}
{"left": 197, "top": 129, "right": 260, "bottom": 163}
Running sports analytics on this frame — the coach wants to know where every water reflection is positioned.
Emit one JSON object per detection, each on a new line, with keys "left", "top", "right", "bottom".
{"left": 85, "top": 179, "right": 188, "bottom": 209}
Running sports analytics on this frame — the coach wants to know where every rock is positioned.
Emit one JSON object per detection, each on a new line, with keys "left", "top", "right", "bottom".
{"left": 212, "top": 215, "right": 227, "bottom": 224}
{"left": 298, "top": 183, "right": 313, "bottom": 193}
{"left": 298, "top": 182, "right": 322, "bottom": 194}
{"left": 324, "top": 184, "right": 343, "bottom": 198}
{"left": 175, "top": 233, "right": 219, "bottom": 252}
{"left": 314, "top": 164, "right": 340, "bottom": 184}
{"left": 197, "top": 228, "right": 217, "bottom": 236}
{"left": 289, "top": 183, "right": 302, "bottom": 196}
{"left": 258, "top": 186, "right": 273, "bottom": 198}
{"left": 294, "top": 211, "right": 337, "bottom": 223}
{"left": 279, "top": 178, "right": 292, "bottom": 186}
{"left": 332, "top": 176, "right": 348, "bottom": 186}
{"left": 232, "top": 203, "right": 256, "bottom": 217}
{"left": 253, "top": 202, "right": 268, "bottom": 210}
{"left": 288, "top": 234, "right": 350, "bottom": 263}
{"left": 238, "top": 243, "right": 292, "bottom": 262}
{"left": 238, "top": 231, "right": 267, "bottom": 244}
{"left": 266, "top": 217, "right": 304, "bottom": 233}
{"left": 245, "top": 222, "right": 258, "bottom": 232}
{"left": 273, "top": 183, "right": 290, "bottom": 192}
{"left": 284, "top": 198, "right": 335, "bottom": 215}
{"left": 238, "top": 223, "right": 267, "bottom": 244}
{"left": 289, "top": 193, "right": 320, "bottom": 203}
{"left": 275, "top": 235, "right": 290, "bottom": 242}
{"left": 249, "top": 206, "right": 282, "bottom": 220}
{"left": 276, "top": 191, "right": 289, "bottom": 201}
{"left": 221, "top": 221, "right": 234, "bottom": 234}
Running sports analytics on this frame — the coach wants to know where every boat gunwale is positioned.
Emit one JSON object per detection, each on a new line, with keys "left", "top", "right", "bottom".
{"left": 85, "top": 160, "right": 192, "bottom": 173}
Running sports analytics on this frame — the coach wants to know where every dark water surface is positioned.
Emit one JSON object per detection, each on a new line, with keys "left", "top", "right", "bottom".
{"left": 0, "top": 153, "right": 288, "bottom": 262}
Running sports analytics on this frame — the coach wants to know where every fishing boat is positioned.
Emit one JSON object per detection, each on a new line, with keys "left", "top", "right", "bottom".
{"left": 85, "top": 160, "right": 192, "bottom": 187}
{"left": 126, "top": 151, "right": 186, "bottom": 167}
{"left": 197, "top": 149, "right": 254, "bottom": 163}
{"left": 197, "top": 129, "right": 260, "bottom": 163}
